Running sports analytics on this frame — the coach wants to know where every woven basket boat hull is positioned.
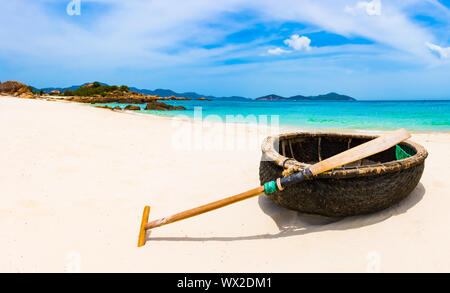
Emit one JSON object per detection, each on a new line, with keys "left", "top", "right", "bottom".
{"left": 259, "top": 132, "right": 428, "bottom": 217}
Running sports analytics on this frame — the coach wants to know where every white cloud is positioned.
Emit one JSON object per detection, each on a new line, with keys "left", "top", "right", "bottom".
{"left": 284, "top": 35, "right": 312, "bottom": 51}
{"left": 0, "top": 0, "right": 446, "bottom": 75}
{"left": 346, "top": 0, "right": 382, "bottom": 16}
{"left": 267, "top": 47, "right": 291, "bottom": 55}
{"left": 253, "top": 0, "right": 434, "bottom": 62}
{"left": 426, "top": 42, "right": 450, "bottom": 59}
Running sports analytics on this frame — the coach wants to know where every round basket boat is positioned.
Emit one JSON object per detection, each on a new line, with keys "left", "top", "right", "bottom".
{"left": 259, "top": 132, "right": 428, "bottom": 217}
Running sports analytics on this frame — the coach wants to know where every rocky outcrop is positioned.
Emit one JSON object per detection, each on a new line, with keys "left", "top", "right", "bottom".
{"left": 196, "top": 97, "right": 212, "bottom": 101}
{"left": 20, "top": 93, "right": 36, "bottom": 99}
{"left": 124, "top": 105, "right": 141, "bottom": 111}
{"left": 0, "top": 81, "right": 36, "bottom": 99}
{"left": 144, "top": 100, "right": 186, "bottom": 111}
{"left": 94, "top": 105, "right": 126, "bottom": 111}
{"left": 68, "top": 96, "right": 160, "bottom": 104}
{"left": 0, "top": 81, "right": 28, "bottom": 94}
{"left": 94, "top": 105, "right": 113, "bottom": 109}
{"left": 61, "top": 86, "right": 190, "bottom": 104}
{"left": 168, "top": 95, "right": 191, "bottom": 101}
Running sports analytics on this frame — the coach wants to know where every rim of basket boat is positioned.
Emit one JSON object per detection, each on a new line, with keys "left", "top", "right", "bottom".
{"left": 261, "top": 132, "right": 428, "bottom": 178}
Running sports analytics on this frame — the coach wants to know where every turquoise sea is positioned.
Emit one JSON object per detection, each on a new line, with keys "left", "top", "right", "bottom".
{"left": 93, "top": 100, "right": 450, "bottom": 132}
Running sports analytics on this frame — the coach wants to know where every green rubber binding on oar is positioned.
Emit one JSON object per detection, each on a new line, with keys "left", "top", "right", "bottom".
{"left": 264, "top": 181, "right": 277, "bottom": 194}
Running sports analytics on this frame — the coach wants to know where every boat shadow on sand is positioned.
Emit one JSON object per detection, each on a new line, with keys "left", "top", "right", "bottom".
{"left": 147, "top": 182, "right": 425, "bottom": 242}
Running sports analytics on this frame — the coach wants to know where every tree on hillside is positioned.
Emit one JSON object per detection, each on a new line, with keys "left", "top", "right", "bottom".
{"left": 27, "top": 86, "right": 37, "bottom": 94}
{"left": 64, "top": 90, "right": 74, "bottom": 96}
{"left": 119, "top": 85, "right": 129, "bottom": 92}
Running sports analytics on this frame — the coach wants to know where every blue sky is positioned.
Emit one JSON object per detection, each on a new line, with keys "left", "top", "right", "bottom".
{"left": 0, "top": 0, "right": 450, "bottom": 100}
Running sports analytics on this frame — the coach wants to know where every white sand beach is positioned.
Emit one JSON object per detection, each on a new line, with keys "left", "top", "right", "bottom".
{"left": 0, "top": 96, "right": 449, "bottom": 273}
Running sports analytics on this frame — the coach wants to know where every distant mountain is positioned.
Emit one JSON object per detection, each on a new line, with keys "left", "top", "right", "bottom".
{"left": 41, "top": 82, "right": 108, "bottom": 94}
{"left": 288, "top": 94, "right": 309, "bottom": 101}
{"left": 256, "top": 92, "right": 356, "bottom": 101}
{"left": 255, "top": 94, "right": 288, "bottom": 101}
{"left": 39, "top": 82, "right": 356, "bottom": 101}
{"left": 41, "top": 83, "right": 249, "bottom": 101}
{"left": 308, "top": 92, "right": 355, "bottom": 101}
{"left": 129, "top": 87, "right": 250, "bottom": 101}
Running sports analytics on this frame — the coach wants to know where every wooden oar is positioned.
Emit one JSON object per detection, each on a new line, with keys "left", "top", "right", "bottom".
{"left": 138, "top": 128, "right": 410, "bottom": 247}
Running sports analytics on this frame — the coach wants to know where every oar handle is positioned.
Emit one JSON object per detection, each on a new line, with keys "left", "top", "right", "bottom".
{"left": 144, "top": 186, "right": 265, "bottom": 230}
{"left": 143, "top": 168, "right": 314, "bottom": 231}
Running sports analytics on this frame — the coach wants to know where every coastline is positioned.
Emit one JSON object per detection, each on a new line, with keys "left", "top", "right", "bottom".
{"left": 1, "top": 96, "right": 450, "bottom": 272}
{"left": 86, "top": 99, "right": 450, "bottom": 134}
{"left": 84, "top": 98, "right": 450, "bottom": 135}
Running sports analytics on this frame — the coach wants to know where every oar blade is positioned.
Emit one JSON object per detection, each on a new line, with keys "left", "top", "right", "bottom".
{"left": 309, "top": 128, "right": 410, "bottom": 175}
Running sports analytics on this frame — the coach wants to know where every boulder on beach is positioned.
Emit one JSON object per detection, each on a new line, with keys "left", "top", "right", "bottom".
{"left": 144, "top": 100, "right": 186, "bottom": 111}
{"left": 113, "top": 106, "right": 122, "bottom": 110}
{"left": 124, "top": 105, "right": 141, "bottom": 111}
{"left": 168, "top": 96, "right": 191, "bottom": 100}
{"left": 20, "top": 93, "right": 36, "bottom": 99}
{"left": 0, "top": 80, "right": 37, "bottom": 99}
{"left": 94, "top": 105, "right": 112, "bottom": 109}
{"left": 0, "top": 81, "right": 29, "bottom": 94}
